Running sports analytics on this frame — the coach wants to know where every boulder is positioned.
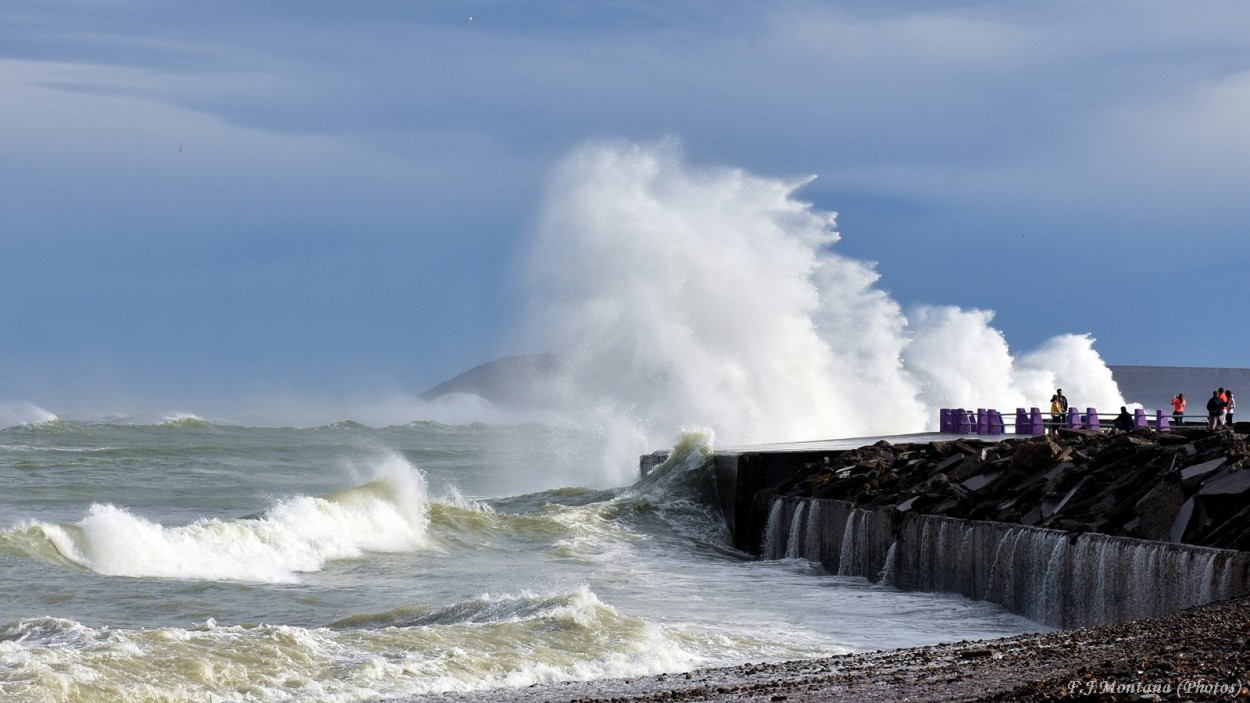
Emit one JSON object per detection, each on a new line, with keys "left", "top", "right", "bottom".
{"left": 1199, "top": 469, "right": 1250, "bottom": 496}
{"left": 1008, "top": 437, "right": 1060, "bottom": 474}
{"left": 931, "top": 454, "right": 964, "bottom": 476}
{"left": 1132, "top": 482, "right": 1185, "bottom": 541}
{"left": 961, "top": 472, "right": 1002, "bottom": 493}
{"left": 1169, "top": 497, "right": 1196, "bottom": 543}
{"left": 1044, "top": 476, "right": 1093, "bottom": 523}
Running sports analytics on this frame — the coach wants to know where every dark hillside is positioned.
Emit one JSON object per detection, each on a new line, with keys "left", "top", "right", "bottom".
{"left": 419, "top": 354, "right": 563, "bottom": 407}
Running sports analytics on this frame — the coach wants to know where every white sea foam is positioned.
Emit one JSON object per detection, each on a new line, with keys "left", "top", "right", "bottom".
{"left": 0, "top": 588, "right": 743, "bottom": 702}
{"left": 31, "top": 453, "right": 432, "bottom": 583}
{"left": 159, "top": 412, "right": 211, "bottom": 427}
{"left": 521, "top": 139, "right": 1124, "bottom": 475}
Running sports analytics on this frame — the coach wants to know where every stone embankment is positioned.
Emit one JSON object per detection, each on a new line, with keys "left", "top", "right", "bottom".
{"left": 767, "top": 426, "right": 1250, "bottom": 550}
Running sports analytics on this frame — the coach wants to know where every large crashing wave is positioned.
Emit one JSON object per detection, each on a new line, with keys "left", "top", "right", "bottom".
{"left": 9, "top": 454, "right": 432, "bottom": 583}
{"left": 521, "top": 140, "right": 1122, "bottom": 465}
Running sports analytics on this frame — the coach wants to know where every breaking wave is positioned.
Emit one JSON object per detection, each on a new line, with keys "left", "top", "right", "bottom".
{"left": 0, "top": 586, "right": 824, "bottom": 702}
{"left": 521, "top": 140, "right": 1124, "bottom": 479}
{"left": 6, "top": 454, "right": 431, "bottom": 583}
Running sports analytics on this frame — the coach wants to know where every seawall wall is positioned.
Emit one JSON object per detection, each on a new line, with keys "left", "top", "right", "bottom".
{"left": 651, "top": 431, "right": 1250, "bottom": 628}
{"left": 761, "top": 495, "right": 1250, "bottom": 628}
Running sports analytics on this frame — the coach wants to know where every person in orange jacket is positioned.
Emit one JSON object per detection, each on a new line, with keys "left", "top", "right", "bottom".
{"left": 1170, "top": 393, "right": 1186, "bottom": 426}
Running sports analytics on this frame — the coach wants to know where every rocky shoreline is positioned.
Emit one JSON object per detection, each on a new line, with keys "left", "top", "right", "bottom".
{"left": 761, "top": 426, "right": 1250, "bottom": 550}
{"left": 400, "top": 596, "right": 1250, "bottom": 703}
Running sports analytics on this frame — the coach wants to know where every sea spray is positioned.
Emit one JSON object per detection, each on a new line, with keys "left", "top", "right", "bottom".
{"left": 0, "top": 402, "right": 58, "bottom": 429}
{"left": 521, "top": 140, "right": 1125, "bottom": 473}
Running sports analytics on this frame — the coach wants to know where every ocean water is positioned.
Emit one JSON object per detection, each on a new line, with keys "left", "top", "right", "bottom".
{"left": 2, "top": 138, "right": 1130, "bottom": 702}
{"left": 0, "top": 418, "right": 1040, "bottom": 702}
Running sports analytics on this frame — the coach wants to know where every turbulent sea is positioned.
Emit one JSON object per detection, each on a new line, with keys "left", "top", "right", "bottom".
{"left": 0, "top": 418, "right": 1040, "bottom": 702}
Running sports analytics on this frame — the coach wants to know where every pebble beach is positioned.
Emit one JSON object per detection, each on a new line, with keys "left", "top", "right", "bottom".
{"left": 402, "top": 596, "right": 1250, "bottom": 703}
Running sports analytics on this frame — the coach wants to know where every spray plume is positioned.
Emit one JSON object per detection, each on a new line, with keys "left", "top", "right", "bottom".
{"left": 521, "top": 140, "right": 1123, "bottom": 465}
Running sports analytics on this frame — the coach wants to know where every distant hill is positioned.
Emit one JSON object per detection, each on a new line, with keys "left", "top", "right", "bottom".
{"left": 420, "top": 354, "right": 564, "bottom": 407}
{"left": 1108, "top": 365, "right": 1250, "bottom": 411}
{"left": 420, "top": 357, "right": 1250, "bottom": 413}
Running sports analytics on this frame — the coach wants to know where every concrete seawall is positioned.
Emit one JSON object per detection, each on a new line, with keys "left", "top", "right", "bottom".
{"left": 645, "top": 436, "right": 1250, "bottom": 628}
{"left": 762, "top": 495, "right": 1250, "bottom": 628}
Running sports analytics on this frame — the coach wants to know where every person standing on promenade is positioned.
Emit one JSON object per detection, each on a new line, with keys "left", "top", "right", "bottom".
{"left": 1049, "top": 394, "right": 1064, "bottom": 436}
{"left": 1226, "top": 390, "right": 1236, "bottom": 428}
{"left": 1055, "top": 388, "right": 1070, "bottom": 433}
{"left": 1208, "top": 390, "right": 1227, "bottom": 429}
{"left": 1171, "top": 393, "right": 1186, "bottom": 426}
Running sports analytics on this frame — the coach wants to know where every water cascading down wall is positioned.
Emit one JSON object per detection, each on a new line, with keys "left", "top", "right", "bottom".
{"left": 647, "top": 446, "right": 1250, "bottom": 628}
{"left": 759, "top": 495, "right": 1250, "bottom": 628}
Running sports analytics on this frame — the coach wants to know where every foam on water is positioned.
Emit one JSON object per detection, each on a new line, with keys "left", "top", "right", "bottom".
{"left": 0, "top": 587, "right": 816, "bottom": 702}
{"left": 11, "top": 453, "right": 432, "bottom": 583}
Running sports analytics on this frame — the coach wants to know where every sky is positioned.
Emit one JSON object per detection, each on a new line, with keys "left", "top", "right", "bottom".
{"left": 2, "top": 1, "right": 1249, "bottom": 422}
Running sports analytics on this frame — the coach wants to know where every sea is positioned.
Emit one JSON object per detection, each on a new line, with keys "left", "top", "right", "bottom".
{"left": 4, "top": 140, "right": 1117, "bottom": 702}
{"left": 0, "top": 417, "right": 1041, "bottom": 703}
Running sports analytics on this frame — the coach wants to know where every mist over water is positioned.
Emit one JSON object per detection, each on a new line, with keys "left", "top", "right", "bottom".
{"left": 522, "top": 139, "right": 1124, "bottom": 466}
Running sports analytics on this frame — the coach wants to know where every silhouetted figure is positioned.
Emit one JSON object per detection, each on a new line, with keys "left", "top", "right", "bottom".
{"left": 1112, "top": 406, "right": 1133, "bottom": 432}
{"left": 1208, "top": 390, "right": 1227, "bottom": 430}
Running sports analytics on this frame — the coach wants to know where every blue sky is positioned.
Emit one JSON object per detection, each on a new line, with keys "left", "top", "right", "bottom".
{"left": 2, "top": 1, "right": 1249, "bottom": 419}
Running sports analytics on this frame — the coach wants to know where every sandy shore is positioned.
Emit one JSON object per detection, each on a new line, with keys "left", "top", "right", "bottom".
{"left": 398, "top": 597, "right": 1250, "bottom": 703}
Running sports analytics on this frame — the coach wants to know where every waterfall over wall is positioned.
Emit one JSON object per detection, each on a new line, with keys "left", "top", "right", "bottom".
{"left": 761, "top": 496, "right": 1250, "bottom": 628}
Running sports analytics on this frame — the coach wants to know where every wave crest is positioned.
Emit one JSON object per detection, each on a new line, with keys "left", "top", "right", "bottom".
{"left": 7, "top": 454, "right": 432, "bottom": 583}
{"left": 0, "top": 402, "right": 60, "bottom": 429}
